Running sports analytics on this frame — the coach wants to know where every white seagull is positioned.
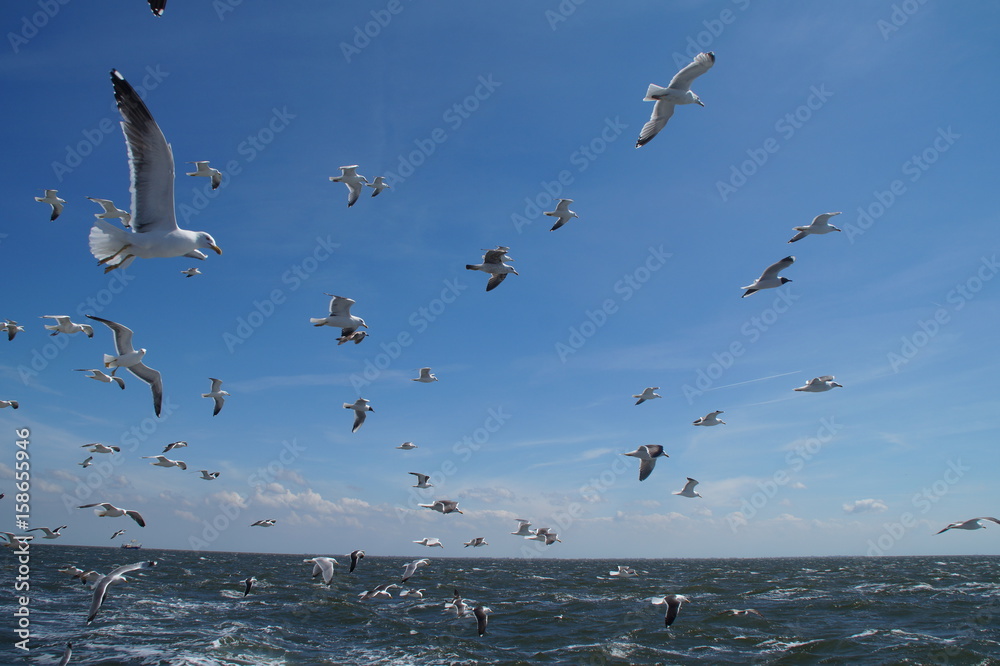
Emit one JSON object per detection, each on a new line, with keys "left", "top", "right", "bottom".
{"left": 693, "top": 410, "right": 725, "bottom": 426}
{"left": 88, "top": 70, "right": 222, "bottom": 273}
{"left": 250, "top": 519, "right": 276, "bottom": 527}
{"left": 636, "top": 51, "right": 715, "bottom": 148}
{"left": 86, "top": 197, "right": 132, "bottom": 229}
{"left": 198, "top": 470, "right": 220, "bottom": 480}
{"left": 162, "top": 440, "right": 188, "bottom": 453}
{"left": 86, "top": 560, "right": 156, "bottom": 624}
{"left": 510, "top": 519, "right": 533, "bottom": 536}
{"left": 329, "top": 165, "right": 368, "bottom": 207}
{"left": 673, "top": 478, "right": 702, "bottom": 498}
{"left": 474, "top": 604, "right": 492, "bottom": 636}
{"left": 77, "top": 502, "right": 146, "bottom": 527}
{"left": 181, "top": 267, "right": 202, "bottom": 277}
{"left": 343, "top": 398, "right": 374, "bottom": 433}
{"left": 303, "top": 557, "right": 338, "bottom": 584}
{"left": 412, "top": 367, "right": 438, "bottom": 383}
{"left": 409, "top": 472, "right": 433, "bottom": 489}
{"left": 609, "top": 565, "right": 638, "bottom": 578}
{"left": 0, "top": 532, "right": 29, "bottom": 550}
{"left": 141, "top": 455, "right": 187, "bottom": 470}
{"left": 396, "top": 441, "right": 418, "bottom": 450}
{"left": 788, "top": 212, "right": 842, "bottom": 243}
{"left": 544, "top": 198, "right": 579, "bottom": 231}
{"left": 366, "top": 176, "right": 390, "bottom": 197}
{"left": 87, "top": 315, "right": 163, "bottom": 417}
{"left": 26, "top": 525, "right": 68, "bottom": 539}
{"left": 75, "top": 368, "right": 125, "bottom": 389}
{"left": 742, "top": 255, "right": 795, "bottom": 298}
{"left": 794, "top": 376, "right": 842, "bottom": 392}
{"left": 359, "top": 583, "right": 399, "bottom": 601}
{"left": 41, "top": 315, "right": 94, "bottom": 338}
{"left": 35, "top": 189, "right": 65, "bottom": 221}
{"left": 936, "top": 517, "right": 1000, "bottom": 534}
{"left": 79, "top": 456, "right": 94, "bottom": 468}
{"left": 466, "top": 246, "right": 518, "bottom": 291}
{"left": 399, "top": 588, "right": 425, "bottom": 599}
{"left": 349, "top": 549, "right": 365, "bottom": 573}
{"left": 81, "top": 443, "right": 121, "bottom": 454}
{"left": 623, "top": 445, "right": 669, "bottom": 481}
{"left": 110, "top": 529, "right": 126, "bottom": 540}
{"left": 463, "top": 537, "right": 488, "bottom": 548}
{"left": 311, "top": 294, "right": 368, "bottom": 336}
{"left": 2, "top": 320, "right": 24, "bottom": 341}
{"left": 202, "top": 377, "right": 229, "bottom": 416}
{"left": 412, "top": 537, "right": 444, "bottom": 549}
{"left": 0, "top": 399, "right": 20, "bottom": 410}
{"left": 401, "top": 558, "right": 431, "bottom": 581}
{"left": 186, "top": 161, "right": 222, "bottom": 189}
{"left": 418, "top": 499, "right": 464, "bottom": 515}
{"left": 337, "top": 330, "right": 368, "bottom": 345}
{"left": 650, "top": 593, "right": 690, "bottom": 627}
{"left": 633, "top": 387, "right": 661, "bottom": 405}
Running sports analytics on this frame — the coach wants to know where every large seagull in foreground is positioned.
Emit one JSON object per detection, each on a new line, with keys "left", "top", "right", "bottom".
{"left": 636, "top": 52, "right": 715, "bottom": 148}
{"left": 88, "top": 70, "right": 221, "bottom": 273}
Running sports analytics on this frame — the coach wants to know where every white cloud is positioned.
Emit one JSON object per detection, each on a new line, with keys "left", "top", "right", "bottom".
{"left": 842, "top": 498, "right": 888, "bottom": 514}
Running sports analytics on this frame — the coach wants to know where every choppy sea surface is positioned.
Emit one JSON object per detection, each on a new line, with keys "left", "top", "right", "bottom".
{"left": 4, "top": 547, "right": 999, "bottom": 665}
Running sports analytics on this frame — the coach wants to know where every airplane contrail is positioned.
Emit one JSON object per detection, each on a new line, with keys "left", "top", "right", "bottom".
{"left": 701, "top": 370, "right": 800, "bottom": 392}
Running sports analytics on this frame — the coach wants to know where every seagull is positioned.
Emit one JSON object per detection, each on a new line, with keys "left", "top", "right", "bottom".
{"left": 464, "top": 537, "right": 488, "bottom": 548}
{"left": 77, "top": 503, "right": 146, "bottom": 527}
{"left": 337, "top": 330, "right": 368, "bottom": 345}
{"left": 609, "top": 566, "right": 638, "bottom": 578}
{"left": 510, "top": 519, "right": 533, "bottom": 536}
{"left": 466, "top": 246, "right": 518, "bottom": 291}
{"left": 88, "top": 70, "right": 222, "bottom": 273}
{"left": 26, "top": 525, "right": 68, "bottom": 539}
{"left": 0, "top": 400, "right": 19, "bottom": 410}
{"left": 418, "top": 499, "right": 464, "bottom": 515}
{"left": 311, "top": 294, "right": 368, "bottom": 336}
{"left": 673, "top": 478, "right": 702, "bottom": 498}
{"left": 366, "top": 176, "right": 390, "bottom": 197}
{"left": 329, "top": 165, "right": 368, "bottom": 207}
{"left": 636, "top": 51, "right": 715, "bottom": 148}
{"left": 359, "top": 583, "right": 399, "bottom": 601}
{"left": 474, "top": 605, "right": 492, "bottom": 636}
{"left": 412, "top": 367, "right": 438, "bottom": 383}
{"left": 86, "top": 197, "right": 132, "bottom": 229}
{"left": 401, "top": 558, "right": 431, "bottom": 582}
{"left": 86, "top": 560, "right": 156, "bottom": 624}
{"left": 525, "top": 528, "right": 562, "bottom": 545}
{"left": 198, "top": 470, "right": 220, "bottom": 480}
{"left": 742, "top": 256, "right": 794, "bottom": 298}
{"left": 303, "top": 557, "right": 338, "bottom": 584}
{"left": 633, "top": 387, "right": 661, "bottom": 405}
{"left": 2, "top": 320, "right": 24, "bottom": 341}
{"left": 162, "top": 440, "right": 188, "bottom": 453}
{"left": 81, "top": 443, "right": 121, "bottom": 454}
{"left": 409, "top": 472, "right": 433, "bottom": 489}
{"left": 650, "top": 594, "right": 690, "bottom": 627}
{"left": 110, "top": 530, "right": 126, "bottom": 540}
{"left": 242, "top": 576, "right": 256, "bottom": 596}
{"left": 396, "top": 441, "right": 418, "bottom": 450}
{"left": 41, "top": 315, "right": 94, "bottom": 338}
{"left": 141, "top": 455, "right": 187, "bottom": 470}
{"left": 693, "top": 410, "right": 725, "bottom": 426}
{"left": 349, "top": 549, "right": 365, "bottom": 573}
{"left": 35, "top": 189, "right": 65, "bottom": 220}
{"left": 202, "top": 377, "right": 229, "bottom": 416}
{"left": 79, "top": 456, "right": 94, "bottom": 468}
{"left": 794, "top": 376, "right": 842, "bottom": 392}
{"left": 343, "top": 398, "right": 374, "bottom": 433}
{"left": 0, "top": 532, "right": 29, "bottom": 550}
{"left": 412, "top": 537, "right": 444, "bottom": 549}
{"left": 936, "top": 517, "right": 1000, "bottom": 534}
{"left": 87, "top": 315, "right": 163, "bottom": 417}
{"left": 60, "top": 565, "right": 87, "bottom": 578}
{"left": 250, "top": 519, "right": 276, "bottom": 527}
{"left": 446, "top": 589, "right": 468, "bottom": 617}
{"left": 181, "top": 267, "right": 202, "bottom": 277}
{"left": 788, "top": 212, "right": 842, "bottom": 243}
{"left": 544, "top": 199, "right": 579, "bottom": 231}
{"left": 75, "top": 369, "right": 125, "bottom": 389}
{"left": 399, "top": 588, "right": 425, "bottom": 599}
{"left": 186, "top": 161, "right": 222, "bottom": 189}
{"left": 623, "top": 445, "right": 669, "bottom": 481}
{"left": 721, "top": 608, "right": 765, "bottom": 619}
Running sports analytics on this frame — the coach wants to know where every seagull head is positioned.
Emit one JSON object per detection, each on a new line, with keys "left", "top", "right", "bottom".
{"left": 692, "top": 93, "right": 705, "bottom": 107}
{"left": 197, "top": 232, "right": 223, "bottom": 255}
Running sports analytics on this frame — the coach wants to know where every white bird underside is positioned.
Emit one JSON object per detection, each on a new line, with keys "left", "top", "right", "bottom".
{"left": 742, "top": 255, "right": 794, "bottom": 297}
{"left": 87, "top": 315, "right": 163, "bottom": 416}
{"left": 636, "top": 52, "right": 715, "bottom": 148}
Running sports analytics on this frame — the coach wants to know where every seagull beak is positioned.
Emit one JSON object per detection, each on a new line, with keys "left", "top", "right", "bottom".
{"left": 696, "top": 100, "right": 705, "bottom": 107}
{"left": 210, "top": 244, "right": 223, "bottom": 255}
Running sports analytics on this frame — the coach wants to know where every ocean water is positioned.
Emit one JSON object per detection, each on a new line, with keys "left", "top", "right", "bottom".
{"left": 6, "top": 547, "right": 1000, "bottom": 665}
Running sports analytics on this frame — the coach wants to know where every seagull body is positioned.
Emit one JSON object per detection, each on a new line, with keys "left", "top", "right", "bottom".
{"left": 198, "top": 470, "right": 221, "bottom": 480}
{"left": 2, "top": 320, "right": 24, "bottom": 341}
{"left": 343, "top": 398, "right": 374, "bottom": 433}
{"left": 311, "top": 294, "right": 368, "bottom": 336}
{"left": 445, "top": 589, "right": 468, "bottom": 617}
{"left": 466, "top": 246, "right": 518, "bottom": 291}
{"left": 794, "top": 376, "right": 842, "bottom": 392}
{"left": 337, "top": 330, "right": 368, "bottom": 345}
{"left": 623, "top": 444, "right": 669, "bottom": 481}
{"left": 0, "top": 399, "right": 20, "bottom": 410}
{"left": 510, "top": 519, "right": 533, "bottom": 536}
{"left": 742, "top": 256, "right": 794, "bottom": 298}
{"left": 545, "top": 198, "right": 579, "bottom": 231}
{"left": 41, "top": 315, "right": 94, "bottom": 338}
{"left": 359, "top": 583, "right": 399, "bottom": 601}
{"left": 401, "top": 558, "right": 431, "bottom": 582}
{"left": 303, "top": 557, "right": 338, "bottom": 584}
{"left": 349, "top": 549, "right": 365, "bottom": 573}
{"left": 86, "top": 560, "right": 156, "bottom": 624}
{"left": 366, "top": 176, "right": 390, "bottom": 197}
{"left": 525, "top": 528, "right": 562, "bottom": 545}
{"left": 86, "top": 197, "right": 132, "bottom": 228}
{"left": 35, "top": 189, "right": 65, "bottom": 220}
{"left": 110, "top": 530, "right": 126, "bottom": 540}
{"left": 413, "top": 537, "right": 443, "bottom": 549}
{"left": 0, "top": 532, "right": 29, "bottom": 550}
{"left": 142, "top": 455, "right": 187, "bottom": 470}
{"left": 693, "top": 410, "right": 725, "bottom": 426}
{"left": 186, "top": 161, "right": 222, "bottom": 190}
{"left": 609, "top": 565, "right": 638, "bottom": 578}
{"left": 242, "top": 576, "right": 256, "bottom": 596}
{"left": 633, "top": 387, "right": 661, "bottom": 405}
{"left": 82, "top": 443, "right": 121, "bottom": 454}
{"left": 936, "top": 517, "right": 1000, "bottom": 534}
{"left": 250, "top": 519, "right": 276, "bottom": 527}
{"left": 78, "top": 503, "right": 146, "bottom": 527}
{"left": 400, "top": 587, "right": 425, "bottom": 599}
{"left": 412, "top": 367, "right": 438, "bottom": 383}
{"left": 464, "top": 537, "right": 488, "bottom": 548}
{"left": 26, "top": 525, "right": 68, "bottom": 539}
{"left": 674, "top": 478, "right": 702, "bottom": 498}
{"left": 181, "top": 267, "right": 202, "bottom": 278}
{"left": 88, "top": 70, "right": 221, "bottom": 273}
{"left": 409, "top": 472, "right": 433, "bottom": 489}
{"left": 650, "top": 594, "right": 690, "bottom": 627}
{"left": 788, "top": 212, "right": 842, "bottom": 243}
{"left": 396, "top": 441, "right": 418, "bottom": 450}
{"left": 87, "top": 315, "right": 163, "bottom": 416}
{"left": 419, "top": 499, "right": 464, "bottom": 515}
{"left": 162, "top": 440, "right": 188, "bottom": 453}
{"left": 75, "top": 369, "right": 125, "bottom": 389}
{"left": 79, "top": 456, "right": 94, "bottom": 468}
{"left": 636, "top": 52, "right": 715, "bottom": 148}
{"left": 329, "top": 165, "right": 368, "bottom": 207}
{"left": 202, "top": 377, "right": 229, "bottom": 415}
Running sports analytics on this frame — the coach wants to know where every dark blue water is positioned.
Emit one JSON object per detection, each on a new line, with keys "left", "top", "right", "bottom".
{"left": 5, "top": 546, "right": 999, "bottom": 664}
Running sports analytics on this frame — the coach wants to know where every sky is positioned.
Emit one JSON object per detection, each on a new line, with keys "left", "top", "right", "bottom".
{"left": 0, "top": 1, "right": 998, "bottom": 559}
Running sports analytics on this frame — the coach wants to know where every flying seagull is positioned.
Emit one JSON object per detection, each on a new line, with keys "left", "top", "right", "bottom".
{"left": 75, "top": 369, "right": 125, "bottom": 389}
{"left": 181, "top": 267, "right": 202, "bottom": 278}
{"left": 788, "top": 212, "right": 842, "bottom": 243}
{"left": 401, "top": 558, "right": 431, "bottom": 581}
{"left": 242, "top": 576, "right": 256, "bottom": 596}
{"left": 633, "top": 387, "right": 661, "bottom": 405}
{"left": 466, "top": 246, "right": 518, "bottom": 291}
{"left": 110, "top": 530, "right": 126, "bottom": 540}
{"left": 349, "top": 549, "right": 365, "bottom": 573}
{"left": 87, "top": 315, "right": 163, "bottom": 417}
{"left": 77, "top": 502, "right": 146, "bottom": 527}
{"left": 26, "top": 525, "right": 68, "bottom": 539}
{"left": 35, "top": 189, "right": 65, "bottom": 221}
{"left": 86, "top": 560, "right": 157, "bottom": 624}
{"left": 794, "top": 376, "right": 842, "bottom": 392}
{"left": 57, "top": 642, "right": 72, "bottom": 666}
{"left": 693, "top": 410, "right": 725, "bottom": 426}
{"left": 409, "top": 472, "right": 433, "bottom": 489}
{"left": 2, "top": 320, "right": 24, "bottom": 341}
{"left": 366, "top": 176, "right": 390, "bottom": 197}
{"left": 162, "top": 440, "right": 187, "bottom": 453}
{"left": 329, "top": 165, "right": 368, "bottom": 207}
{"left": 636, "top": 52, "right": 715, "bottom": 148}
{"left": 250, "top": 519, "right": 276, "bottom": 527}
{"left": 474, "top": 604, "right": 492, "bottom": 636}
{"left": 412, "top": 537, "right": 443, "bottom": 549}
{"left": 344, "top": 398, "right": 374, "bottom": 433}
{"left": 88, "top": 70, "right": 222, "bottom": 273}
{"left": 510, "top": 519, "right": 533, "bottom": 536}
{"left": 936, "top": 517, "right": 1000, "bottom": 534}
{"left": 0, "top": 399, "right": 19, "bottom": 410}
{"left": 141, "top": 455, "right": 187, "bottom": 470}
{"left": 198, "top": 470, "right": 220, "bottom": 480}
{"left": 202, "top": 377, "right": 229, "bottom": 415}
{"left": 418, "top": 499, "right": 463, "bottom": 514}
{"left": 303, "top": 557, "right": 338, "bottom": 584}
{"left": 41, "top": 315, "right": 94, "bottom": 338}
{"left": 673, "top": 478, "right": 702, "bottom": 498}
{"left": 623, "top": 445, "right": 669, "bottom": 481}
{"left": 311, "top": 294, "right": 368, "bottom": 336}
{"left": 412, "top": 367, "right": 438, "bottom": 383}
{"left": 81, "top": 443, "right": 120, "bottom": 454}
{"left": 609, "top": 565, "right": 638, "bottom": 578}
{"left": 337, "top": 330, "right": 368, "bottom": 345}
{"left": 79, "top": 456, "right": 94, "bottom": 468}
{"left": 544, "top": 199, "right": 579, "bottom": 231}
{"left": 650, "top": 593, "right": 690, "bottom": 627}
{"left": 396, "top": 442, "right": 418, "bottom": 450}
{"left": 186, "top": 161, "right": 222, "bottom": 189}
{"left": 741, "top": 256, "right": 794, "bottom": 298}
{"left": 464, "top": 537, "right": 488, "bottom": 548}
{"left": 86, "top": 197, "right": 132, "bottom": 229}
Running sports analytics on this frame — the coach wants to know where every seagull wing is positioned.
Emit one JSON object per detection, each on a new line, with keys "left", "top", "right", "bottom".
{"left": 636, "top": 100, "right": 676, "bottom": 148}
{"left": 664, "top": 598, "right": 683, "bottom": 626}
{"left": 474, "top": 605, "right": 489, "bottom": 636}
{"left": 486, "top": 273, "right": 508, "bottom": 292}
{"left": 111, "top": 69, "right": 177, "bottom": 233}
{"left": 87, "top": 315, "right": 136, "bottom": 355}
{"left": 638, "top": 457, "right": 658, "bottom": 482}
{"left": 326, "top": 295, "right": 355, "bottom": 317}
{"left": 127, "top": 361, "right": 162, "bottom": 417}
{"left": 352, "top": 409, "right": 367, "bottom": 432}
{"left": 682, "top": 478, "right": 699, "bottom": 494}
{"left": 87, "top": 560, "right": 155, "bottom": 624}
{"left": 124, "top": 509, "right": 146, "bottom": 527}
{"left": 758, "top": 255, "right": 795, "bottom": 281}
{"left": 667, "top": 51, "right": 716, "bottom": 92}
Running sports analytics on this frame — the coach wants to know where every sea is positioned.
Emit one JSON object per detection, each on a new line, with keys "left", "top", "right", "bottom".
{"left": 4, "top": 546, "right": 999, "bottom": 665}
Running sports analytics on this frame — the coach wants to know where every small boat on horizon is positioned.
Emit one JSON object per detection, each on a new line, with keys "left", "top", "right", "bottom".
{"left": 120, "top": 539, "right": 142, "bottom": 550}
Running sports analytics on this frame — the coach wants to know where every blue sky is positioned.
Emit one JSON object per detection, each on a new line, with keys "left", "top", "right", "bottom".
{"left": 1, "top": 1, "right": 998, "bottom": 558}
